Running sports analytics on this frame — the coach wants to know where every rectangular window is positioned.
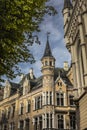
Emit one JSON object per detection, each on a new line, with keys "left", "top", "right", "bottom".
{"left": 25, "top": 119, "right": 30, "bottom": 130}
{"left": 4, "top": 125, "right": 7, "bottom": 130}
{"left": 12, "top": 104, "right": 15, "bottom": 117}
{"left": 8, "top": 108, "right": 11, "bottom": 119}
{"left": 50, "top": 92, "right": 52, "bottom": 105}
{"left": 20, "top": 120, "right": 24, "bottom": 130}
{"left": 35, "top": 95, "right": 42, "bottom": 110}
{"left": 50, "top": 114, "right": 52, "bottom": 128}
{"left": 10, "top": 122, "right": 15, "bottom": 130}
{"left": 19, "top": 103, "right": 24, "bottom": 115}
{"left": 46, "top": 92, "right": 48, "bottom": 105}
{"left": 35, "top": 118, "right": 38, "bottom": 130}
{"left": 39, "top": 116, "right": 42, "bottom": 130}
{"left": 58, "top": 115, "right": 64, "bottom": 129}
{"left": 26, "top": 101, "right": 31, "bottom": 113}
{"left": 47, "top": 114, "right": 49, "bottom": 128}
{"left": 69, "top": 95, "right": 74, "bottom": 106}
{"left": 70, "top": 113, "right": 76, "bottom": 129}
{"left": 56, "top": 93, "right": 64, "bottom": 106}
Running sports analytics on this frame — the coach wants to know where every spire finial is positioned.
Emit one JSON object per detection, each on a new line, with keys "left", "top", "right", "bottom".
{"left": 47, "top": 32, "right": 50, "bottom": 41}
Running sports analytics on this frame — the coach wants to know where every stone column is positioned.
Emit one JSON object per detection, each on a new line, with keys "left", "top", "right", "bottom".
{"left": 23, "top": 120, "right": 26, "bottom": 130}
{"left": 42, "top": 114, "right": 45, "bottom": 129}
{"left": 52, "top": 112, "right": 55, "bottom": 128}
{"left": 64, "top": 115, "right": 66, "bottom": 129}
{"left": 38, "top": 117, "right": 39, "bottom": 130}
{"left": 52, "top": 92, "right": 54, "bottom": 105}
{"left": 9, "top": 124, "right": 11, "bottom": 130}
{"left": 70, "top": 41, "right": 78, "bottom": 97}
{"left": 33, "top": 98, "right": 35, "bottom": 110}
{"left": 42, "top": 92, "right": 44, "bottom": 106}
{"left": 64, "top": 93, "right": 66, "bottom": 106}
{"left": 32, "top": 118, "right": 35, "bottom": 130}
{"left": 79, "top": 53, "right": 84, "bottom": 91}
{"left": 18, "top": 121, "right": 20, "bottom": 129}
{"left": 48, "top": 92, "right": 50, "bottom": 105}
{"left": 78, "top": 15, "right": 87, "bottom": 86}
{"left": 82, "top": 4, "right": 87, "bottom": 36}
{"left": 40, "top": 96, "right": 42, "bottom": 108}
{"left": 45, "top": 92, "right": 47, "bottom": 105}
{"left": 74, "top": 43, "right": 82, "bottom": 95}
{"left": 45, "top": 113, "right": 47, "bottom": 128}
{"left": 66, "top": 113, "right": 70, "bottom": 129}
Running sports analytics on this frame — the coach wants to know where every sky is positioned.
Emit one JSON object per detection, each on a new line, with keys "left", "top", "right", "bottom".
{"left": 6, "top": 0, "right": 71, "bottom": 83}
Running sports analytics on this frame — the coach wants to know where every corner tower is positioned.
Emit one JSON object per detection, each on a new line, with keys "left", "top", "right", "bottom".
{"left": 41, "top": 34, "right": 55, "bottom": 109}
{"left": 41, "top": 34, "right": 55, "bottom": 79}
{"left": 62, "top": 0, "right": 72, "bottom": 33}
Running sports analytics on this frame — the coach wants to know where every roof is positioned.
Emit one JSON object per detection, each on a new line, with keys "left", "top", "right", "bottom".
{"left": 9, "top": 82, "right": 20, "bottom": 96}
{"left": 20, "top": 73, "right": 36, "bottom": 85}
{"left": 1, "top": 67, "right": 72, "bottom": 98}
{"left": 42, "top": 37, "right": 54, "bottom": 59}
{"left": 63, "top": 0, "right": 73, "bottom": 10}
{"left": 54, "top": 68, "right": 72, "bottom": 86}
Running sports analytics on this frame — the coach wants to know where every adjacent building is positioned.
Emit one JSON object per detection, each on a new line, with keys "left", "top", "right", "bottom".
{"left": 0, "top": 37, "right": 76, "bottom": 130}
{"left": 63, "top": 0, "right": 87, "bottom": 129}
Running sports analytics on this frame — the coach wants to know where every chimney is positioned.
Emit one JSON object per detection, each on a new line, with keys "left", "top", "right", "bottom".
{"left": 20, "top": 74, "right": 24, "bottom": 80}
{"left": 29, "top": 68, "right": 34, "bottom": 79}
{"left": 64, "top": 61, "right": 69, "bottom": 71}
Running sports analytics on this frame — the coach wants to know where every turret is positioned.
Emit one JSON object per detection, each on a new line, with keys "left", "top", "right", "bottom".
{"left": 62, "top": 0, "right": 73, "bottom": 33}
{"left": 41, "top": 34, "right": 55, "bottom": 77}
{"left": 41, "top": 34, "right": 55, "bottom": 106}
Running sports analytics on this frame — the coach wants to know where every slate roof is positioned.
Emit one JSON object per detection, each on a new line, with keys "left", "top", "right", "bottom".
{"left": 30, "top": 76, "right": 42, "bottom": 91}
{"left": 63, "top": 0, "right": 73, "bottom": 10}
{"left": 9, "top": 82, "right": 20, "bottom": 96}
{"left": 0, "top": 86, "right": 4, "bottom": 101}
{"left": 41, "top": 38, "right": 54, "bottom": 59}
{"left": 54, "top": 68, "right": 72, "bottom": 86}
{"left": 1, "top": 67, "right": 72, "bottom": 98}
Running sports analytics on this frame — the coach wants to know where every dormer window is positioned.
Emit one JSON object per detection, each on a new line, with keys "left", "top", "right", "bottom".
{"left": 58, "top": 82, "right": 62, "bottom": 86}
{"left": 23, "top": 85, "right": 28, "bottom": 95}
{"left": 4, "top": 86, "right": 10, "bottom": 99}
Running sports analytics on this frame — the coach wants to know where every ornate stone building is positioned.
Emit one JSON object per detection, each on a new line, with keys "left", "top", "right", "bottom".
{"left": 0, "top": 37, "right": 76, "bottom": 130}
{"left": 63, "top": 0, "right": 87, "bottom": 129}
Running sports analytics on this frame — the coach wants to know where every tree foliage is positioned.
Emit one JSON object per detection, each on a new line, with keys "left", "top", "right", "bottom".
{"left": 0, "top": 0, "right": 57, "bottom": 81}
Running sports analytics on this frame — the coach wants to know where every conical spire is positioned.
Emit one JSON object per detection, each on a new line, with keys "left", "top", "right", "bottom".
{"left": 42, "top": 33, "right": 53, "bottom": 58}
{"left": 63, "top": 0, "right": 73, "bottom": 10}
